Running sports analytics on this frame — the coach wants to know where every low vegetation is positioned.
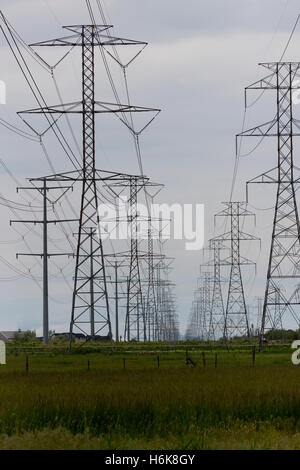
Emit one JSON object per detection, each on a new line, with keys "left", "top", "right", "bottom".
{"left": 0, "top": 342, "right": 299, "bottom": 449}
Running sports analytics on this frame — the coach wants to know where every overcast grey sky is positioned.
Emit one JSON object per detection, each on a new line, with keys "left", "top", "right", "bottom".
{"left": 1, "top": 0, "right": 300, "bottom": 336}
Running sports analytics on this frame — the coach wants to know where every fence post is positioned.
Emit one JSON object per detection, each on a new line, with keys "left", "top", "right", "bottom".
{"left": 215, "top": 353, "right": 218, "bottom": 368}
{"left": 252, "top": 346, "right": 256, "bottom": 367}
{"left": 202, "top": 352, "right": 206, "bottom": 368}
{"left": 25, "top": 355, "right": 29, "bottom": 375}
{"left": 157, "top": 356, "right": 160, "bottom": 369}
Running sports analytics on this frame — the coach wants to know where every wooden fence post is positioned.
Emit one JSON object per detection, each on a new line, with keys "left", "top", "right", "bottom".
{"left": 25, "top": 355, "right": 29, "bottom": 375}
{"left": 252, "top": 346, "right": 256, "bottom": 367}
{"left": 202, "top": 352, "right": 206, "bottom": 368}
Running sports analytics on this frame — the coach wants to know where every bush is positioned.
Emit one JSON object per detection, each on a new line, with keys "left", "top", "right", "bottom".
{"left": 13, "top": 330, "right": 36, "bottom": 342}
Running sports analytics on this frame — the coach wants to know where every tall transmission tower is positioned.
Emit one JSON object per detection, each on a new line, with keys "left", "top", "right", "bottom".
{"left": 239, "top": 62, "right": 300, "bottom": 342}
{"left": 215, "top": 202, "right": 259, "bottom": 339}
{"left": 22, "top": 25, "right": 159, "bottom": 346}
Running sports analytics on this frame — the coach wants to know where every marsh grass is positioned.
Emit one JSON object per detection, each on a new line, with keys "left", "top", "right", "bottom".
{"left": 0, "top": 348, "right": 299, "bottom": 449}
{"left": 1, "top": 424, "right": 300, "bottom": 450}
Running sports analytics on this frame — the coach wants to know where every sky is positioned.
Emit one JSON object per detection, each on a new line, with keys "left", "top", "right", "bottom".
{"left": 1, "top": 0, "right": 300, "bottom": 336}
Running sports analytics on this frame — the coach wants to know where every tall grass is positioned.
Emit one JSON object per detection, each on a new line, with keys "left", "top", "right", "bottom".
{"left": 0, "top": 351, "right": 299, "bottom": 448}
{"left": 1, "top": 362, "right": 300, "bottom": 436}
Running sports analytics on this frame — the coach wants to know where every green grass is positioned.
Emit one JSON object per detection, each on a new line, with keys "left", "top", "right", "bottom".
{"left": 0, "top": 344, "right": 299, "bottom": 449}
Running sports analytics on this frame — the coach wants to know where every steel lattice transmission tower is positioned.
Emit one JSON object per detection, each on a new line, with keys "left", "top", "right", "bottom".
{"left": 125, "top": 177, "right": 146, "bottom": 342}
{"left": 186, "top": 301, "right": 199, "bottom": 340}
{"left": 145, "top": 218, "right": 158, "bottom": 342}
{"left": 107, "top": 177, "right": 162, "bottom": 342}
{"left": 215, "top": 202, "right": 259, "bottom": 339}
{"left": 207, "top": 239, "right": 226, "bottom": 340}
{"left": 26, "top": 25, "right": 157, "bottom": 345}
{"left": 255, "top": 297, "right": 263, "bottom": 337}
{"left": 186, "top": 285, "right": 203, "bottom": 340}
{"left": 187, "top": 269, "right": 213, "bottom": 341}
{"left": 192, "top": 270, "right": 212, "bottom": 341}
{"left": 239, "top": 62, "right": 300, "bottom": 342}
{"left": 194, "top": 290, "right": 203, "bottom": 340}
{"left": 155, "top": 257, "right": 178, "bottom": 341}
{"left": 201, "top": 271, "right": 212, "bottom": 340}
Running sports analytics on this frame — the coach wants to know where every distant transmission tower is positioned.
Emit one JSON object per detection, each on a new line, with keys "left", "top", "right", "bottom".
{"left": 145, "top": 218, "right": 158, "bottom": 342}
{"left": 191, "top": 270, "right": 212, "bottom": 341}
{"left": 207, "top": 239, "right": 226, "bottom": 340}
{"left": 201, "top": 271, "right": 212, "bottom": 340}
{"left": 239, "top": 62, "right": 300, "bottom": 343}
{"left": 125, "top": 177, "right": 146, "bottom": 342}
{"left": 215, "top": 202, "right": 259, "bottom": 339}
{"left": 155, "top": 257, "right": 178, "bottom": 341}
{"left": 255, "top": 296, "right": 263, "bottom": 337}
{"left": 187, "top": 268, "right": 213, "bottom": 341}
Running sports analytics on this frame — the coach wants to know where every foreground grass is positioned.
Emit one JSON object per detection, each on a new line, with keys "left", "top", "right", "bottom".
{"left": 2, "top": 423, "right": 300, "bottom": 450}
{"left": 0, "top": 349, "right": 299, "bottom": 449}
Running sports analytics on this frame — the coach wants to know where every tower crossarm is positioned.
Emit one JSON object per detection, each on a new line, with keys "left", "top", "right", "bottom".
{"left": 30, "top": 25, "right": 148, "bottom": 48}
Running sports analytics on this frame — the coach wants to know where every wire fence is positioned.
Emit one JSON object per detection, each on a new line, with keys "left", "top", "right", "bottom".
{"left": 1, "top": 342, "right": 294, "bottom": 374}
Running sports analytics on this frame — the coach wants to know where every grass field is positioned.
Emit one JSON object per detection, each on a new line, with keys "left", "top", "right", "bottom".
{"left": 0, "top": 342, "right": 299, "bottom": 450}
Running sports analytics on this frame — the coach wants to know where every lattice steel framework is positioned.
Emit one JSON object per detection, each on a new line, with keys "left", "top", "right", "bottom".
{"left": 155, "top": 258, "right": 178, "bottom": 341}
{"left": 188, "top": 293, "right": 201, "bottom": 340}
{"left": 70, "top": 27, "right": 110, "bottom": 342}
{"left": 187, "top": 269, "right": 212, "bottom": 341}
{"left": 255, "top": 297, "right": 263, "bottom": 336}
{"left": 24, "top": 25, "right": 158, "bottom": 346}
{"left": 186, "top": 287, "right": 202, "bottom": 340}
{"left": 106, "top": 177, "right": 163, "bottom": 342}
{"left": 146, "top": 221, "right": 158, "bottom": 341}
{"left": 215, "top": 202, "right": 259, "bottom": 339}
{"left": 125, "top": 177, "right": 146, "bottom": 341}
{"left": 196, "top": 273, "right": 209, "bottom": 341}
{"left": 208, "top": 239, "right": 226, "bottom": 340}
{"left": 239, "top": 62, "right": 300, "bottom": 342}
